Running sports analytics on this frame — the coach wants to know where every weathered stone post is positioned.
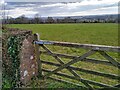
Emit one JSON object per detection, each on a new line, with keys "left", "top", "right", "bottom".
{"left": 2, "top": 28, "right": 38, "bottom": 88}
{"left": 20, "top": 35, "right": 38, "bottom": 85}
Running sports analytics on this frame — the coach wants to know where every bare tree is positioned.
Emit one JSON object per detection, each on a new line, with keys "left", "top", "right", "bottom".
{"left": 46, "top": 17, "right": 55, "bottom": 23}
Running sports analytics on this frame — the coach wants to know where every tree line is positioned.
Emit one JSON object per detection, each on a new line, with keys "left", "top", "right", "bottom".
{"left": 2, "top": 14, "right": 118, "bottom": 24}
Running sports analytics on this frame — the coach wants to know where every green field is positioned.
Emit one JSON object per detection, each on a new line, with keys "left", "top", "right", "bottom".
{"left": 9, "top": 23, "right": 118, "bottom": 46}
{"left": 8, "top": 23, "right": 119, "bottom": 88}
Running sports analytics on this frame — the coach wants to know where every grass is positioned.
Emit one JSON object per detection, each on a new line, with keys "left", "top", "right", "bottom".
{"left": 8, "top": 23, "right": 118, "bottom": 46}
{"left": 29, "top": 77, "right": 85, "bottom": 89}
{"left": 8, "top": 23, "right": 119, "bottom": 88}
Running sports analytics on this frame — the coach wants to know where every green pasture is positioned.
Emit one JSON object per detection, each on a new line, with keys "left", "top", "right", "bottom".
{"left": 9, "top": 23, "right": 118, "bottom": 46}
{"left": 8, "top": 23, "right": 119, "bottom": 88}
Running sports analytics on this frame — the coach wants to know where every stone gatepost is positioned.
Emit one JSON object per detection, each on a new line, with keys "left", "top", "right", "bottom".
{"left": 2, "top": 28, "right": 38, "bottom": 88}
{"left": 20, "top": 36, "right": 38, "bottom": 85}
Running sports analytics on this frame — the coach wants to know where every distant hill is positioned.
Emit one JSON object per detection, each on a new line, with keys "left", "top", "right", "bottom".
{"left": 51, "top": 14, "right": 118, "bottom": 20}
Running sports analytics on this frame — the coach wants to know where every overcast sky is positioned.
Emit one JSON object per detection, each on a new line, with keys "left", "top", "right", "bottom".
{"left": 0, "top": 0, "right": 119, "bottom": 18}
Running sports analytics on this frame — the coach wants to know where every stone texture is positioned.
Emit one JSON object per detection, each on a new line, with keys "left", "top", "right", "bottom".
{"left": 2, "top": 28, "right": 38, "bottom": 86}
{"left": 20, "top": 36, "right": 38, "bottom": 84}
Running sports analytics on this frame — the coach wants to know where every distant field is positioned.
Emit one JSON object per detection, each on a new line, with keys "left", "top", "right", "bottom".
{"left": 8, "top": 23, "right": 119, "bottom": 88}
{"left": 9, "top": 23, "right": 118, "bottom": 46}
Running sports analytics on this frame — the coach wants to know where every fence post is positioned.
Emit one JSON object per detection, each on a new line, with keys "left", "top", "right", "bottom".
{"left": 34, "top": 33, "right": 42, "bottom": 78}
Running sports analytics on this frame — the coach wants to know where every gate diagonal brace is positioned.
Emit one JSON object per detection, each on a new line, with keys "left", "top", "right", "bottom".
{"left": 99, "top": 51, "right": 120, "bottom": 68}
{"left": 42, "top": 48, "right": 96, "bottom": 86}
{"left": 41, "top": 45, "right": 94, "bottom": 88}
{"left": 41, "top": 45, "right": 79, "bottom": 77}
{"left": 43, "top": 50, "right": 96, "bottom": 78}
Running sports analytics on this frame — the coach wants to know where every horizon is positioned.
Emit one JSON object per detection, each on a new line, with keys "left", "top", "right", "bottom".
{"left": 7, "top": 14, "right": 118, "bottom": 19}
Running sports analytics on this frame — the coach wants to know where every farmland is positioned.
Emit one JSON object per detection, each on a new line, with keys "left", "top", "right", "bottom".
{"left": 9, "top": 23, "right": 118, "bottom": 46}
{"left": 8, "top": 23, "right": 119, "bottom": 88}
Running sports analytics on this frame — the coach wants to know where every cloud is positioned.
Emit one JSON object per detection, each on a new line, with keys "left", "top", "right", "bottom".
{"left": 7, "top": 7, "right": 38, "bottom": 18}
{"left": 0, "top": 0, "right": 4, "bottom": 4}
{"left": 35, "top": 1, "right": 118, "bottom": 17}
{"left": 0, "top": 0, "right": 7, "bottom": 7}
{"left": 5, "top": 0, "right": 83, "bottom": 2}
{"left": 79, "top": 0, "right": 119, "bottom": 5}
{"left": 72, "top": 6, "right": 118, "bottom": 16}
{"left": 3, "top": 0, "right": 119, "bottom": 18}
